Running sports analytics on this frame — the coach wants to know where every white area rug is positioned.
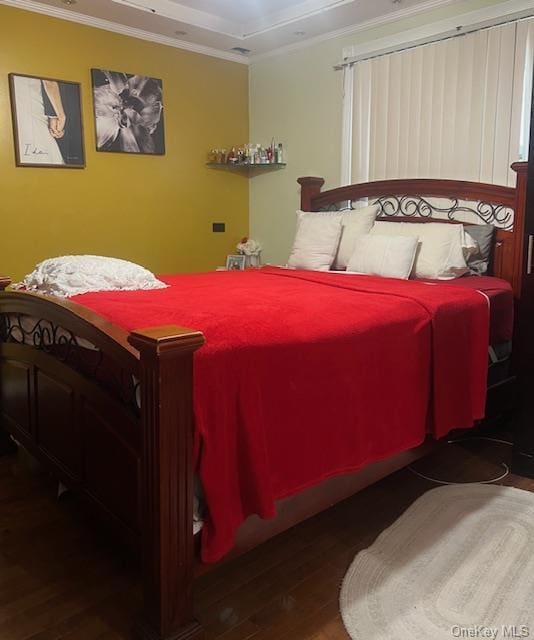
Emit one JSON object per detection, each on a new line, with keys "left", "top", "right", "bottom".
{"left": 340, "top": 485, "right": 534, "bottom": 640}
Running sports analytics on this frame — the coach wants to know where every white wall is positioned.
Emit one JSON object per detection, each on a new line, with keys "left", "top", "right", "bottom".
{"left": 249, "top": 0, "right": 516, "bottom": 265}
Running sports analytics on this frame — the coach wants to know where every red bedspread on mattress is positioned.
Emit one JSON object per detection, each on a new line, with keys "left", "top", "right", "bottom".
{"left": 420, "top": 276, "right": 513, "bottom": 344}
{"left": 73, "top": 267, "right": 489, "bottom": 562}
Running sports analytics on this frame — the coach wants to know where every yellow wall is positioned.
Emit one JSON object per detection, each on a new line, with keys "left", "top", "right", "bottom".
{"left": 0, "top": 5, "right": 249, "bottom": 281}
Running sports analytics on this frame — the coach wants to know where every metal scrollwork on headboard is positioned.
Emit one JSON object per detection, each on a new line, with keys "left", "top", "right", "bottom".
{"left": 318, "top": 201, "right": 351, "bottom": 212}
{"left": 373, "top": 195, "right": 514, "bottom": 230}
{"left": 319, "top": 195, "right": 514, "bottom": 229}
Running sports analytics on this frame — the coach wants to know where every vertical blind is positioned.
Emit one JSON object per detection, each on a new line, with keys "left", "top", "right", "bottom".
{"left": 344, "top": 18, "right": 534, "bottom": 187}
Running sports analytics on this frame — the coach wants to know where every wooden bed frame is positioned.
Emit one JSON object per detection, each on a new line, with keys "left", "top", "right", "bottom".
{"left": 0, "top": 162, "right": 532, "bottom": 640}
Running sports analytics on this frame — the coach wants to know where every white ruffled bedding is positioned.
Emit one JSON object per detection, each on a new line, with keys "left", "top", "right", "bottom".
{"left": 16, "top": 255, "right": 167, "bottom": 298}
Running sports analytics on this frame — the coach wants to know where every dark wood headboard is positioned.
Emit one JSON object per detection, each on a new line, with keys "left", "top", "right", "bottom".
{"left": 298, "top": 162, "right": 529, "bottom": 299}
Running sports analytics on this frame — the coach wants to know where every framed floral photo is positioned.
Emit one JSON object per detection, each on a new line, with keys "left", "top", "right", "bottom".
{"left": 226, "top": 255, "right": 246, "bottom": 271}
{"left": 9, "top": 73, "right": 85, "bottom": 168}
{"left": 91, "top": 69, "right": 165, "bottom": 155}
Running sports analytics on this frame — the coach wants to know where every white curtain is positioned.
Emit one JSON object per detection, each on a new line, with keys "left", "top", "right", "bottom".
{"left": 517, "top": 18, "right": 534, "bottom": 161}
{"left": 346, "top": 18, "right": 534, "bottom": 187}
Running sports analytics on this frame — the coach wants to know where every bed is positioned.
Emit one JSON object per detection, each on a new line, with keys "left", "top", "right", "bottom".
{"left": 0, "top": 162, "right": 532, "bottom": 640}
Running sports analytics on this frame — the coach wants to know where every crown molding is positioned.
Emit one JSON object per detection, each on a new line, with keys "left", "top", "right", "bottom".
{"left": 107, "top": 0, "right": 354, "bottom": 39}
{"left": 339, "top": 0, "right": 534, "bottom": 66}
{"left": 103, "top": 0, "right": 464, "bottom": 41}
{"left": 249, "top": 0, "right": 464, "bottom": 63}
{"left": 242, "top": 0, "right": 359, "bottom": 38}
{"left": 0, "top": 0, "right": 249, "bottom": 65}
{"left": 3, "top": 0, "right": 526, "bottom": 68}
{"left": 110, "top": 0, "right": 241, "bottom": 38}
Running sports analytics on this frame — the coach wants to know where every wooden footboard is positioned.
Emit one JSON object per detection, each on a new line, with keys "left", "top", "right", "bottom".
{"left": 0, "top": 279, "right": 205, "bottom": 640}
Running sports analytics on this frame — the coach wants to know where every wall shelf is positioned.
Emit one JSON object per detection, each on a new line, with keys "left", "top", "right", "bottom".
{"left": 206, "top": 162, "right": 286, "bottom": 175}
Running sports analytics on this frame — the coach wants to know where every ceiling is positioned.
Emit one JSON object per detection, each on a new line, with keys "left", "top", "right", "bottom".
{"left": 4, "top": 0, "right": 462, "bottom": 62}
{"left": 174, "top": 0, "right": 322, "bottom": 24}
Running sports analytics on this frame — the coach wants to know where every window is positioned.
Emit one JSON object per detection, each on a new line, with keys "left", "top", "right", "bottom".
{"left": 341, "top": 18, "right": 534, "bottom": 187}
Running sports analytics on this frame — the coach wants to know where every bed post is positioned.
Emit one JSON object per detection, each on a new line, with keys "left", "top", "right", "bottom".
{"left": 510, "top": 163, "right": 529, "bottom": 297}
{"left": 0, "top": 276, "right": 17, "bottom": 456}
{"left": 128, "top": 326, "right": 205, "bottom": 640}
{"left": 297, "top": 177, "right": 325, "bottom": 211}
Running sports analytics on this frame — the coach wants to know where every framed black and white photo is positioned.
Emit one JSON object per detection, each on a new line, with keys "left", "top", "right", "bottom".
{"left": 9, "top": 73, "right": 85, "bottom": 168}
{"left": 91, "top": 69, "right": 165, "bottom": 155}
{"left": 226, "top": 255, "right": 246, "bottom": 271}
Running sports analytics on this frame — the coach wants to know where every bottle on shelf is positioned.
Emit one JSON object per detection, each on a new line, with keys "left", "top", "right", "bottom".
{"left": 207, "top": 142, "right": 285, "bottom": 166}
{"left": 268, "top": 138, "right": 275, "bottom": 164}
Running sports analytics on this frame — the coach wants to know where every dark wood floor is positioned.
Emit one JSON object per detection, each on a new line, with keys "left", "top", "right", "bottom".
{"left": 1, "top": 436, "right": 533, "bottom": 640}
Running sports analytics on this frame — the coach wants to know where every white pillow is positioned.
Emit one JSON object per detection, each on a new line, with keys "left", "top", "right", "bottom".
{"left": 287, "top": 214, "right": 342, "bottom": 271}
{"left": 333, "top": 205, "right": 380, "bottom": 270}
{"left": 371, "top": 221, "right": 475, "bottom": 279}
{"left": 291, "top": 207, "right": 378, "bottom": 271}
{"left": 18, "top": 255, "right": 168, "bottom": 298}
{"left": 347, "top": 235, "right": 419, "bottom": 280}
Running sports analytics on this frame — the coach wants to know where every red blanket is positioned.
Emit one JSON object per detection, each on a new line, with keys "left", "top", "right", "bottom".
{"left": 73, "top": 267, "right": 489, "bottom": 562}
{"left": 421, "top": 276, "right": 513, "bottom": 344}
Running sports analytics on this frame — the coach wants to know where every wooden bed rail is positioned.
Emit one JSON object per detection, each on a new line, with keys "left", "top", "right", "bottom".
{"left": 129, "top": 326, "right": 205, "bottom": 640}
